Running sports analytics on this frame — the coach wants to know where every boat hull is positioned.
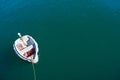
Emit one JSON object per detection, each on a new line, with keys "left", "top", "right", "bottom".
{"left": 13, "top": 35, "right": 39, "bottom": 63}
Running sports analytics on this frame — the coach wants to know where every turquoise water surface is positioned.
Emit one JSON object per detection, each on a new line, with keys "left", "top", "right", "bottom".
{"left": 0, "top": 0, "right": 120, "bottom": 80}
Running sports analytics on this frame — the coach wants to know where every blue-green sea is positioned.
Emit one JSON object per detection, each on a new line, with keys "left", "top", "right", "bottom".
{"left": 1, "top": 0, "right": 120, "bottom": 80}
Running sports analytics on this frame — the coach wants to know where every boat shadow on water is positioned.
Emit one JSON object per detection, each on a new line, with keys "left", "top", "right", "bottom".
{"left": 0, "top": 41, "right": 30, "bottom": 80}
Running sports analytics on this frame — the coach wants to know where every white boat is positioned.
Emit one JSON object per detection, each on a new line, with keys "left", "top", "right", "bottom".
{"left": 13, "top": 33, "right": 39, "bottom": 63}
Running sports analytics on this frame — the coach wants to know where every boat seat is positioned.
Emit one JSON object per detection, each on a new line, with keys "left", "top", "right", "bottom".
{"left": 20, "top": 45, "right": 33, "bottom": 55}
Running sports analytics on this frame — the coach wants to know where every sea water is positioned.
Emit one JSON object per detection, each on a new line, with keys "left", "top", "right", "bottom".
{"left": 0, "top": 0, "right": 120, "bottom": 80}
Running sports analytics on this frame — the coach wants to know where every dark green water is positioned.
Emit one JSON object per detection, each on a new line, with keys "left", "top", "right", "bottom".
{"left": 0, "top": 0, "right": 120, "bottom": 80}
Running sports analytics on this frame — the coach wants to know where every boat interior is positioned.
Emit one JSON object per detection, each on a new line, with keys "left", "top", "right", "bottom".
{"left": 16, "top": 36, "right": 36, "bottom": 58}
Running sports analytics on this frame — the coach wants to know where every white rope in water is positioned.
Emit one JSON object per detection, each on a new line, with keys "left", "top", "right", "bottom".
{"left": 32, "top": 60, "right": 37, "bottom": 80}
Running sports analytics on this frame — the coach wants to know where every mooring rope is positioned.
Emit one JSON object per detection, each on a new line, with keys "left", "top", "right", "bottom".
{"left": 32, "top": 60, "right": 37, "bottom": 80}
